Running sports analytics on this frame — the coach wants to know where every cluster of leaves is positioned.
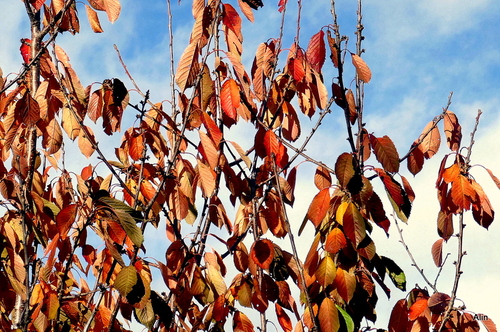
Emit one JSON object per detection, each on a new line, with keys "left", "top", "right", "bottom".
{"left": 0, "top": 0, "right": 497, "bottom": 332}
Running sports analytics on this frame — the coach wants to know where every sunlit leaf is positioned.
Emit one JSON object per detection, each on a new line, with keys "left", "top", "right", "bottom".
{"left": 85, "top": 4, "right": 104, "bottom": 33}
{"left": 408, "top": 299, "right": 428, "bottom": 321}
{"left": 342, "top": 202, "right": 366, "bottom": 247}
{"left": 315, "top": 255, "right": 336, "bottom": 288}
{"left": 381, "top": 256, "right": 406, "bottom": 291}
{"left": 221, "top": 79, "right": 240, "bottom": 121}
{"left": 333, "top": 267, "right": 356, "bottom": 303}
{"left": 306, "top": 188, "right": 331, "bottom": 228}
{"left": 325, "top": 228, "right": 347, "bottom": 254}
{"left": 336, "top": 305, "right": 355, "bottom": 332}
{"left": 175, "top": 42, "right": 199, "bottom": 92}
{"left": 351, "top": 53, "right": 371, "bottom": 83}
{"left": 450, "top": 174, "right": 477, "bottom": 211}
{"left": 275, "top": 303, "right": 293, "bottom": 332}
{"left": 319, "top": 297, "right": 340, "bottom": 332}
{"left": 306, "top": 30, "right": 326, "bottom": 73}
{"left": 56, "top": 204, "right": 77, "bottom": 239}
{"left": 369, "top": 134, "right": 400, "bottom": 173}
{"left": 233, "top": 311, "right": 254, "bottom": 332}
{"left": 419, "top": 121, "right": 441, "bottom": 159}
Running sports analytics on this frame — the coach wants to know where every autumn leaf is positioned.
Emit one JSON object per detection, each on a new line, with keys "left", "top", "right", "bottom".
{"left": 315, "top": 255, "right": 336, "bottom": 288}
{"left": 85, "top": 5, "right": 104, "bottom": 33}
{"left": 275, "top": 303, "right": 293, "bottom": 332}
{"left": 427, "top": 292, "right": 450, "bottom": 315}
{"left": 335, "top": 153, "right": 354, "bottom": 188}
{"left": 221, "top": 79, "right": 240, "bottom": 121}
{"left": 319, "top": 297, "right": 340, "bottom": 332}
{"left": 351, "top": 53, "right": 372, "bottom": 83}
{"left": 369, "top": 134, "right": 400, "bottom": 173}
{"left": 443, "top": 110, "right": 462, "bottom": 151}
{"left": 175, "top": 42, "right": 199, "bottom": 92}
{"left": 306, "top": 188, "right": 331, "bottom": 228}
{"left": 388, "top": 299, "right": 409, "bottom": 332}
{"left": 325, "top": 228, "right": 347, "bottom": 254}
{"left": 250, "top": 239, "right": 274, "bottom": 269}
{"left": 306, "top": 30, "right": 326, "bottom": 73}
{"left": 431, "top": 238, "right": 444, "bottom": 267}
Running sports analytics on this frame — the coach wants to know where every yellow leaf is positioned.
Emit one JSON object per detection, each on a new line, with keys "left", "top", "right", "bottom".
{"left": 315, "top": 255, "right": 337, "bottom": 288}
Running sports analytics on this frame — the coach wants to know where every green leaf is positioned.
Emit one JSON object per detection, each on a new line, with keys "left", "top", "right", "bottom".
{"left": 114, "top": 265, "right": 138, "bottom": 297}
{"left": 114, "top": 208, "right": 144, "bottom": 247}
{"left": 381, "top": 256, "right": 406, "bottom": 291}
{"left": 336, "top": 304, "right": 355, "bottom": 332}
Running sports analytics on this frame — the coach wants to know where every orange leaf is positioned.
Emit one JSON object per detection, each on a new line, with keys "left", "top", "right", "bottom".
{"left": 288, "top": 57, "right": 305, "bottom": 82}
{"left": 85, "top": 4, "right": 104, "bottom": 33}
{"left": 102, "top": 0, "right": 121, "bottom": 23}
{"left": 408, "top": 299, "right": 428, "bottom": 320}
{"left": 480, "top": 316, "right": 497, "bottom": 332}
{"left": 42, "top": 118, "right": 63, "bottom": 154}
{"left": 319, "top": 297, "right": 340, "bottom": 332}
{"left": 175, "top": 42, "right": 199, "bottom": 92}
{"left": 78, "top": 126, "right": 96, "bottom": 158}
{"left": 233, "top": 311, "right": 254, "bottom": 332}
{"left": 221, "top": 79, "right": 240, "bottom": 121}
{"left": 335, "top": 153, "right": 354, "bottom": 188}
{"left": 237, "top": 0, "right": 255, "bottom": 22}
{"left": 346, "top": 89, "right": 357, "bottom": 124}
{"left": 56, "top": 204, "right": 77, "bottom": 239}
{"left": 443, "top": 111, "right": 462, "bottom": 151}
{"left": 197, "top": 159, "right": 216, "bottom": 198}
{"left": 306, "top": 188, "right": 331, "bottom": 227}
{"left": 485, "top": 168, "right": 500, "bottom": 189}
{"left": 128, "top": 132, "right": 144, "bottom": 161}
{"left": 369, "top": 134, "right": 400, "bottom": 173}
{"left": 263, "top": 129, "right": 280, "bottom": 157}
{"left": 199, "top": 131, "right": 219, "bottom": 169}
{"left": 419, "top": 121, "right": 441, "bottom": 159}
{"left": 333, "top": 267, "right": 356, "bottom": 303}
{"left": 431, "top": 239, "right": 444, "bottom": 267}
{"left": 351, "top": 53, "right": 371, "bottom": 83}
{"left": 250, "top": 239, "right": 274, "bottom": 269}
{"left": 325, "top": 228, "right": 347, "bottom": 254}
{"left": 450, "top": 174, "right": 477, "bottom": 211}
{"left": 314, "top": 166, "right": 332, "bottom": 190}
{"left": 275, "top": 303, "right": 293, "bottom": 332}
{"left": 282, "top": 101, "right": 301, "bottom": 142}
{"left": 306, "top": 30, "right": 326, "bottom": 73}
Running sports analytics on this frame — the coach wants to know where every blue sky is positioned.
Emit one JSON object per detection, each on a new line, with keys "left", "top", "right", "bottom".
{"left": 2, "top": 0, "right": 500, "bottom": 329}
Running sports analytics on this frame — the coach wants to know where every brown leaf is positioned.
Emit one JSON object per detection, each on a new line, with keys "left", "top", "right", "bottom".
{"left": 335, "top": 153, "right": 354, "bottom": 189}
{"left": 250, "top": 239, "right": 274, "bottom": 269}
{"left": 369, "top": 134, "right": 400, "bottom": 173}
{"left": 407, "top": 143, "right": 425, "bottom": 175}
{"left": 388, "top": 299, "right": 409, "bottom": 332}
{"left": 275, "top": 303, "right": 293, "bottom": 332}
{"left": 351, "top": 53, "right": 372, "bottom": 83}
{"left": 56, "top": 204, "right": 77, "bottom": 239}
{"left": 103, "top": 0, "right": 121, "bottom": 23}
{"left": 431, "top": 238, "right": 444, "bottom": 267}
{"left": 237, "top": 0, "right": 255, "bottom": 22}
{"left": 485, "top": 168, "right": 500, "bottom": 189}
{"left": 314, "top": 166, "right": 332, "bottom": 190}
{"left": 427, "top": 292, "right": 450, "bottom": 315}
{"left": 443, "top": 111, "right": 462, "bottom": 151}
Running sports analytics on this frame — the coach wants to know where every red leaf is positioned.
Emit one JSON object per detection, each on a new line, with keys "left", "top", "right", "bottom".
{"left": 250, "top": 239, "right": 274, "bottom": 269}
{"left": 306, "top": 30, "right": 326, "bottom": 73}
{"left": 20, "top": 38, "right": 31, "bottom": 64}
{"left": 407, "top": 143, "right": 425, "bottom": 175}
{"left": 288, "top": 57, "right": 305, "bottom": 82}
{"left": 263, "top": 129, "right": 279, "bottom": 157}
{"left": 278, "top": 0, "right": 287, "bottom": 12}
{"left": 222, "top": 4, "right": 242, "bottom": 40}
{"left": 480, "top": 315, "right": 497, "bottom": 332}
{"left": 431, "top": 239, "right": 444, "bottom": 267}
{"left": 388, "top": 299, "right": 409, "bottom": 332}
